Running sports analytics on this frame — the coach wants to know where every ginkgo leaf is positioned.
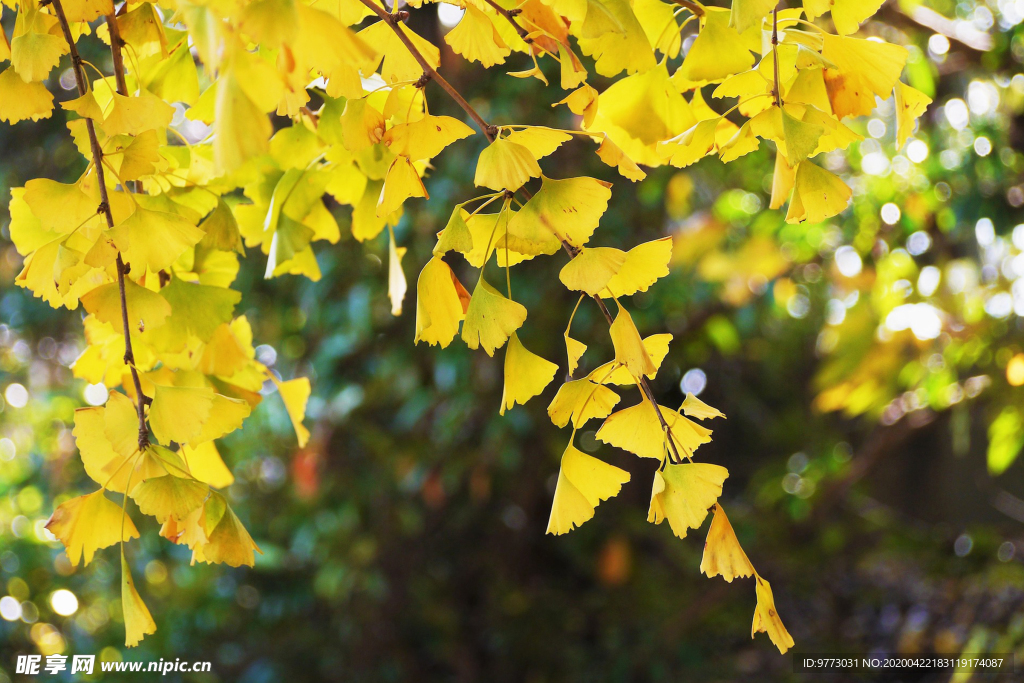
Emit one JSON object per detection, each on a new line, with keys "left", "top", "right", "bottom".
{"left": 680, "top": 392, "right": 726, "bottom": 420}
{"left": 659, "top": 118, "right": 719, "bottom": 168}
{"left": 378, "top": 156, "right": 428, "bottom": 218}
{"left": 131, "top": 475, "right": 210, "bottom": 524}
{"left": 547, "top": 378, "right": 621, "bottom": 428}
{"left": 718, "top": 121, "right": 760, "bottom": 162}
{"left": 117, "top": 130, "right": 162, "bottom": 181}
{"left": 276, "top": 377, "right": 311, "bottom": 448}
{"left": 213, "top": 70, "right": 272, "bottom": 173}
{"left": 11, "top": 23, "right": 66, "bottom": 83}
{"left": 108, "top": 205, "right": 206, "bottom": 274}
{"left": 504, "top": 127, "right": 573, "bottom": 159}
{"left": 546, "top": 443, "right": 630, "bottom": 535}
{"left": 700, "top": 504, "right": 754, "bottom": 582}
{"left": 785, "top": 161, "right": 852, "bottom": 224}
{"left": 576, "top": 0, "right": 656, "bottom": 77}
{"left": 461, "top": 276, "right": 528, "bottom": 356}
{"left": 74, "top": 408, "right": 179, "bottom": 493}
{"left": 0, "top": 66, "right": 54, "bottom": 123}
{"left": 415, "top": 256, "right": 467, "bottom": 347}
{"left": 559, "top": 247, "right": 626, "bottom": 295}
{"left": 158, "top": 278, "right": 242, "bottom": 343}
{"left": 601, "top": 237, "right": 672, "bottom": 297}
{"left": 752, "top": 575, "right": 795, "bottom": 654}
{"left": 121, "top": 551, "right": 156, "bottom": 647}
{"left": 382, "top": 115, "right": 475, "bottom": 161}
{"left": 565, "top": 333, "right": 587, "bottom": 375}
{"left": 434, "top": 206, "right": 475, "bottom": 256}
{"left": 80, "top": 280, "right": 172, "bottom": 335}
{"left": 591, "top": 333, "right": 672, "bottom": 385}
{"left": 609, "top": 306, "right": 655, "bottom": 378}
{"left": 677, "top": 8, "right": 755, "bottom": 84}
{"left": 341, "top": 98, "right": 385, "bottom": 152}
{"left": 359, "top": 21, "right": 440, "bottom": 84}
{"left": 181, "top": 441, "right": 234, "bottom": 489}
{"left": 474, "top": 137, "right": 542, "bottom": 191}
{"left": 596, "top": 399, "right": 711, "bottom": 460}
{"left": 104, "top": 391, "right": 142, "bottom": 458}
{"left": 805, "top": 0, "right": 885, "bottom": 36}
{"left": 595, "top": 136, "right": 647, "bottom": 181}
{"left": 193, "top": 394, "right": 251, "bottom": 445}
{"left": 822, "top": 34, "right": 908, "bottom": 119}
{"left": 24, "top": 178, "right": 100, "bottom": 233}
{"left": 102, "top": 91, "right": 175, "bottom": 137}
{"left": 780, "top": 106, "right": 825, "bottom": 166}
{"left": 505, "top": 176, "right": 612, "bottom": 254}
{"left": 894, "top": 81, "right": 932, "bottom": 149}
{"left": 61, "top": 0, "right": 114, "bottom": 23}
{"left": 730, "top": 0, "right": 776, "bottom": 33}
{"left": 388, "top": 230, "right": 408, "bottom": 317}
{"left": 554, "top": 84, "right": 599, "bottom": 128}
{"left": 192, "top": 493, "right": 262, "bottom": 567}
{"left": 445, "top": 4, "right": 510, "bottom": 67}
{"left": 501, "top": 332, "right": 559, "bottom": 415}
{"left": 45, "top": 490, "right": 140, "bottom": 566}
{"left": 647, "top": 463, "right": 728, "bottom": 538}
{"left": 769, "top": 151, "right": 796, "bottom": 210}
{"left": 149, "top": 384, "right": 215, "bottom": 446}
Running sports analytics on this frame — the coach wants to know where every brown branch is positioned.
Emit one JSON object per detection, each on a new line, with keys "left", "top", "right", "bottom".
{"left": 51, "top": 0, "right": 149, "bottom": 450}
{"left": 483, "top": 0, "right": 532, "bottom": 44}
{"left": 771, "top": 8, "right": 781, "bottom": 108}
{"left": 357, "top": 0, "right": 496, "bottom": 141}
{"left": 362, "top": 0, "right": 685, "bottom": 464}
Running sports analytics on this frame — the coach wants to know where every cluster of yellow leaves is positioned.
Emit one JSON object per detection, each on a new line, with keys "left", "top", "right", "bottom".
{"left": 1, "top": 0, "right": 925, "bottom": 654}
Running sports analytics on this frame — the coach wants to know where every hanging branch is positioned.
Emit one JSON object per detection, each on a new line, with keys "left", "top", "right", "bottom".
{"left": 358, "top": 0, "right": 686, "bottom": 464}
{"left": 50, "top": 0, "right": 150, "bottom": 450}
{"left": 483, "top": 0, "right": 532, "bottom": 44}
{"left": 771, "top": 7, "right": 782, "bottom": 107}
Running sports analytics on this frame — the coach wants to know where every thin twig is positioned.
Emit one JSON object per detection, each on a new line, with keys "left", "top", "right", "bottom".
{"left": 671, "top": 0, "right": 704, "bottom": 17}
{"left": 51, "top": 0, "right": 150, "bottom": 450}
{"left": 771, "top": 8, "right": 782, "bottom": 108}
{"left": 363, "top": 0, "right": 685, "bottom": 464}
{"left": 483, "top": 0, "right": 532, "bottom": 43}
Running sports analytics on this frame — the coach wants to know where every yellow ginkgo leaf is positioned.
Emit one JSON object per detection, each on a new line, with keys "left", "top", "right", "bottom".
{"left": 559, "top": 247, "right": 626, "bottom": 295}
{"left": 576, "top": 0, "right": 656, "bottom": 77}
{"left": 784, "top": 160, "right": 852, "bottom": 224}
{"left": 415, "top": 256, "right": 468, "bottom": 347}
{"left": 609, "top": 306, "right": 655, "bottom": 378}
{"left": 192, "top": 394, "right": 251, "bottom": 445}
{"left": 780, "top": 106, "right": 825, "bottom": 166}
{"left": 149, "top": 384, "right": 215, "bottom": 446}
{"left": 553, "top": 84, "right": 599, "bottom": 128}
{"left": 718, "top": 121, "right": 760, "bottom": 162}
{"left": 595, "top": 136, "right": 647, "bottom": 181}
{"left": 11, "top": 23, "right": 66, "bottom": 83}
{"left": 592, "top": 333, "right": 673, "bottom": 385}
{"left": 601, "top": 237, "right": 672, "bottom": 298}
{"left": 104, "top": 391, "right": 142, "bottom": 458}
{"left": 505, "top": 176, "right": 612, "bottom": 254}
{"left": 341, "top": 98, "right": 385, "bottom": 152}
{"left": 276, "top": 377, "right": 311, "bottom": 448}
{"left": 0, "top": 66, "right": 54, "bottom": 123}
{"left": 804, "top": 0, "right": 885, "bottom": 36}
{"left": 822, "top": 34, "right": 908, "bottom": 119}
{"left": 213, "top": 70, "right": 272, "bottom": 173}
{"left": 388, "top": 229, "right": 407, "bottom": 317}
{"left": 108, "top": 205, "right": 206, "bottom": 274}
{"left": 130, "top": 474, "right": 210, "bottom": 524}
{"left": 546, "top": 443, "right": 630, "bottom": 535}
{"left": 565, "top": 333, "right": 587, "bottom": 375}
{"left": 102, "top": 91, "right": 176, "bottom": 137}
{"left": 434, "top": 206, "right": 475, "bottom": 256}
{"left": 445, "top": 4, "right": 510, "bottom": 67}
{"left": 547, "top": 378, "right": 621, "bottom": 428}
{"left": 45, "top": 490, "right": 140, "bottom": 567}
{"left": 677, "top": 8, "right": 755, "bottom": 84}
{"left": 377, "top": 156, "right": 428, "bottom": 218}
{"left": 474, "top": 137, "right": 542, "bottom": 191}
{"left": 61, "top": 0, "right": 114, "bottom": 23}
{"left": 192, "top": 493, "right": 262, "bottom": 567}
{"left": 382, "top": 115, "right": 475, "bottom": 161}
{"left": 647, "top": 462, "right": 728, "bottom": 538}
{"left": 501, "top": 332, "right": 559, "bottom": 415}
{"left": 80, "top": 280, "right": 172, "bottom": 336}
{"left": 730, "top": 0, "right": 776, "bottom": 33}
{"left": 505, "top": 126, "right": 573, "bottom": 160}
{"left": 894, "top": 81, "right": 932, "bottom": 149}
{"left": 121, "top": 550, "right": 157, "bottom": 647}
{"left": 659, "top": 118, "right": 719, "bottom": 168}
{"left": 769, "top": 151, "right": 796, "bottom": 210}
{"left": 752, "top": 574, "right": 795, "bottom": 653}
{"left": 700, "top": 504, "right": 754, "bottom": 582}
{"left": 461, "top": 276, "right": 528, "bottom": 356}
{"left": 596, "top": 399, "right": 711, "bottom": 459}
{"left": 680, "top": 392, "right": 726, "bottom": 420}
{"left": 181, "top": 441, "right": 235, "bottom": 489}
{"left": 558, "top": 43, "right": 588, "bottom": 89}
{"left": 359, "top": 20, "right": 440, "bottom": 84}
